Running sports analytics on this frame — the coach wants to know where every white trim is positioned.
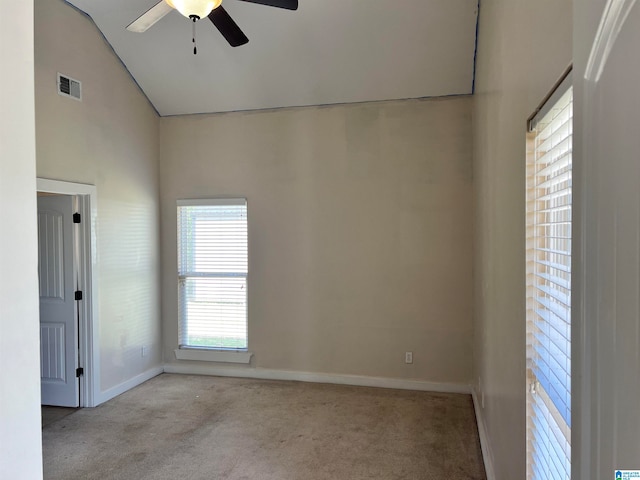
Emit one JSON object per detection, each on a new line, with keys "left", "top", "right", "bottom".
{"left": 163, "top": 364, "right": 471, "bottom": 394}
{"left": 37, "top": 178, "right": 96, "bottom": 196}
{"left": 472, "top": 387, "right": 496, "bottom": 480}
{"left": 37, "top": 178, "right": 99, "bottom": 408}
{"left": 574, "top": 84, "right": 593, "bottom": 480}
{"left": 95, "top": 366, "right": 164, "bottom": 405}
{"left": 174, "top": 348, "right": 253, "bottom": 364}
{"left": 177, "top": 197, "right": 246, "bottom": 207}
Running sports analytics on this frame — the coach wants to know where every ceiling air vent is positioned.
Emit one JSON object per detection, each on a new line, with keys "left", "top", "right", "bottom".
{"left": 57, "top": 73, "right": 82, "bottom": 101}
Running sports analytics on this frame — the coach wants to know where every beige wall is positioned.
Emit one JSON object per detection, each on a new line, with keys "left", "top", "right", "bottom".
{"left": 34, "top": 0, "right": 162, "bottom": 394}
{"left": 160, "top": 97, "right": 474, "bottom": 384}
{"left": 0, "top": 0, "right": 43, "bottom": 478}
{"left": 472, "top": 0, "right": 572, "bottom": 478}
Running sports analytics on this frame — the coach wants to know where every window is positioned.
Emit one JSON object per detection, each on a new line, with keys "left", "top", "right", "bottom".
{"left": 177, "top": 198, "right": 248, "bottom": 350}
{"left": 526, "top": 72, "right": 573, "bottom": 480}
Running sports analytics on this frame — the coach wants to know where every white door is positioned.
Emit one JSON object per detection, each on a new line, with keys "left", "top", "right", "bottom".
{"left": 578, "top": 1, "right": 640, "bottom": 477}
{"left": 38, "top": 195, "right": 79, "bottom": 407}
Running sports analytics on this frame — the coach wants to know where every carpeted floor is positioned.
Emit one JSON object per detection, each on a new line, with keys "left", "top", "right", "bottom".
{"left": 42, "top": 374, "right": 486, "bottom": 480}
{"left": 42, "top": 406, "right": 78, "bottom": 428}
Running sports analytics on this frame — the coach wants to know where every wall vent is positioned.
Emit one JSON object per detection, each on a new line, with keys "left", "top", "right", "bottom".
{"left": 57, "top": 73, "right": 82, "bottom": 101}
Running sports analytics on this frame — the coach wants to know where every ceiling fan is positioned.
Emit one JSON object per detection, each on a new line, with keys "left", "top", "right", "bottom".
{"left": 126, "top": 0, "right": 298, "bottom": 49}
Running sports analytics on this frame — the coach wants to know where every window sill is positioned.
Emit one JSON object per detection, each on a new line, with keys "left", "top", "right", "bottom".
{"left": 174, "top": 348, "right": 253, "bottom": 364}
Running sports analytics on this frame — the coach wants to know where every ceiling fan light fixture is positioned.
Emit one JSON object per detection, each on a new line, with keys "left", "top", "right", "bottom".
{"left": 165, "top": 0, "right": 222, "bottom": 19}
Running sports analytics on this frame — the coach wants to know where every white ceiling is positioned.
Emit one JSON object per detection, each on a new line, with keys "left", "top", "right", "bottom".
{"left": 65, "top": 0, "right": 479, "bottom": 116}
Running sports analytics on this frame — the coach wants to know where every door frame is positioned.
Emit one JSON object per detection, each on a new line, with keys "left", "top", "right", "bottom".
{"left": 37, "top": 178, "right": 99, "bottom": 407}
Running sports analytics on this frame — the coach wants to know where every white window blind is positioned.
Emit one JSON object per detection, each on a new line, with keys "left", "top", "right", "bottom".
{"left": 526, "top": 77, "right": 572, "bottom": 480}
{"left": 177, "top": 198, "right": 248, "bottom": 350}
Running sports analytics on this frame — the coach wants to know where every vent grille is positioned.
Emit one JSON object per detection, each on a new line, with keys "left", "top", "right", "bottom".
{"left": 57, "top": 73, "right": 81, "bottom": 101}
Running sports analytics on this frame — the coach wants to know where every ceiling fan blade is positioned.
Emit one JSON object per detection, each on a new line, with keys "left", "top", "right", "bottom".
{"left": 236, "top": 0, "right": 298, "bottom": 10}
{"left": 208, "top": 6, "right": 249, "bottom": 47}
{"left": 126, "top": 1, "right": 174, "bottom": 33}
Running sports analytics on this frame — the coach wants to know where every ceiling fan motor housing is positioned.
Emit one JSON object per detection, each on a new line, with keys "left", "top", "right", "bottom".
{"left": 165, "top": 0, "right": 222, "bottom": 19}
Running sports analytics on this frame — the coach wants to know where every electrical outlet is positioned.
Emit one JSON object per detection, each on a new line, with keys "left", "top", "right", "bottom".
{"left": 141, "top": 346, "right": 148, "bottom": 358}
{"left": 405, "top": 352, "right": 413, "bottom": 364}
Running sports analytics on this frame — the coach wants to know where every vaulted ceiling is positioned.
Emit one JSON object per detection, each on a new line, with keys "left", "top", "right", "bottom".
{"left": 65, "top": 0, "right": 479, "bottom": 116}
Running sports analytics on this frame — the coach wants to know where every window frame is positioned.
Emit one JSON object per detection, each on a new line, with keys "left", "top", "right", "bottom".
{"left": 526, "top": 69, "right": 573, "bottom": 480}
{"left": 176, "top": 198, "right": 249, "bottom": 355}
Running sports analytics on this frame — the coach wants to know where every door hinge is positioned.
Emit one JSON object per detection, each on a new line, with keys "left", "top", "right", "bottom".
{"left": 75, "top": 290, "right": 83, "bottom": 301}
{"left": 76, "top": 367, "right": 84, "bottom": 377}
{"left": 73, "top": 212, "right": 81, "bottom": 223}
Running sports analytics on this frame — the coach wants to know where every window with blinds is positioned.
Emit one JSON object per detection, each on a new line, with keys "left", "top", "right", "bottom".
{"left": 526, "top": 73, "right": 572, "bottom": 480}
{"left": 177, "top": 199, "right": 248, "bottom": 350}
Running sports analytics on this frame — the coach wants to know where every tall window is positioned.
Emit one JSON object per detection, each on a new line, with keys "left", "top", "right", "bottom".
{"left": 177, "top": 199, "right": 248, "bottom": 350}
{"left": 526, "top": 73, "right": 572, "bottom": 480}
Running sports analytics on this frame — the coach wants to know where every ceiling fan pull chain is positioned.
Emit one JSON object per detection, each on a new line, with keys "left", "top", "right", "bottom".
{"left": 190, "top": 15, "right": 198, "bottom": 55}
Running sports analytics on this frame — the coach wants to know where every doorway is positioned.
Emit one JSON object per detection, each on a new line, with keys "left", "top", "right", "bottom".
{"left": 37, "top": 178, "right": 98, "bottom": 408}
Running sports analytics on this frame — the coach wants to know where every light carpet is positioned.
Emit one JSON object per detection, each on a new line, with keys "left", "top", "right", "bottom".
{"left": 43, "top": 373, "right": 486, "bottom": 479}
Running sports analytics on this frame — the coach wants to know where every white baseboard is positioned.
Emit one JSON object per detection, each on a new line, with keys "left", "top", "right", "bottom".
{"left": 174, "top": 348, "right": 253, "bottom": 364}
{"left": 472, "top": 387, "right": 496, "bottom": 480}
{"left": 162, "top": 363, "right": 471, "bottom": 394}
{"left": 95, "top": 366, "right": 164, "bottom": 406}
